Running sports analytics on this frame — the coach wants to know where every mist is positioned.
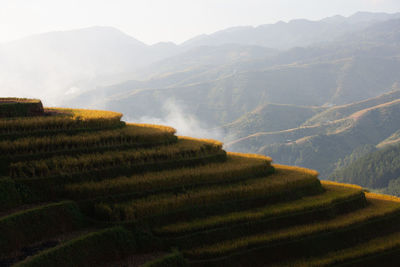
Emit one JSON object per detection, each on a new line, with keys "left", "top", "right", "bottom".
{"left": 0, "top": 26, "right": 180, "bottom": 106}
{"left": 125, "top": 99, "right": 225, "bottom": 141}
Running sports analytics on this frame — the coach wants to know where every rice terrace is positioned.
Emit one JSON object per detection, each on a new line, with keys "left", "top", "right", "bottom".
{"left": 2, "top": 98, "right": 400, "bottom": 267}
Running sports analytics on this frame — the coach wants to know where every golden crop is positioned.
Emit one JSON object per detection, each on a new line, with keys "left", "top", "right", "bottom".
{"left": 1, "top": 123, "right": 176, "bottom": 156}
{"left": 0, "top": 98, "right": 41, "bottom": 103}
{"left": 292, "top": 231, "right": 400, "bottom": 266}
{"left": 9, "top": 137, "right": 223, "bottom": 178}
{"left": 95, "top": 164, "right": 320, "bottom": 221}
{"left": 64, "top": 152, "right": 273, "bottom": 199}
{"left": 186, "top": 196, "right": 400, "bottom": 259}
{"left": 157, "top": 182, "right": 363, "bottom": 236}
{"left": 0, "top": 108, "right": 123, "bottom": 135}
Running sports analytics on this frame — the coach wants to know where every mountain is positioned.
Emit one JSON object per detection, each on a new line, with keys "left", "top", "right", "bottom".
{"left": 227, "top": 90, "right": 400, "bottom": 178}
{"left": 64, "top": 16, "right": 400, "bottom": 131}
{"left": 3, "top": 12, "right": 400, "bottom": 193}
{"left": 75, "top": 48, "right": 400, "bottom": 127}
{"left": 303, "top": 90, "right": 400, "bottom": 126}
{"left": 130, "top": 44, "right": 278, "bottom": 80}
{"left": 221, "top": 104, "right": 325, "bottom": 141}
{"left": 3, "top": 12, "right": 400, "bottom": 107}
{"left": 0, "top": 26, "right": 180, "bottom": 104}
{"left": 182, "top": 12, "right": 400, "bottom": 49}
{"left": 73, "top": 60, "right": 344, "bottom": 126}
{"left": 2, "top": 11, "right": 399, "bottom": 107}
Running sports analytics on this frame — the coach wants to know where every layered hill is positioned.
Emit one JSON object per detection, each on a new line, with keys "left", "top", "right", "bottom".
{"left": 227, "top": 90, "right": 400, "bottom": 179}
{"left": 2, "top": 98, "right": 400, "bottom": 266}
{"left": 66, "top": 16, "right": 400, "bottom": 129}
{"left": 222, "top": 103, "right": 326, "bottom": 142}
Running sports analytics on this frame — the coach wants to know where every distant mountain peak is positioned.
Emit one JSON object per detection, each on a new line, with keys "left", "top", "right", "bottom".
{"left": 348, "top": 11, "right": 400, "bottom": 23}
{"left": 5, "top": 25, "right": 147, "bottom": 47}
{"left": 182, "top": 11, "right": 400, "bottom": 49}
{"left": 321, "top": 15, "right": 346, "bottom": 23}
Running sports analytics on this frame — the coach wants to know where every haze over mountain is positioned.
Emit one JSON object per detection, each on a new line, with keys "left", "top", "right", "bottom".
{"left": 2, "top": 11, "right": 400, "bottom": 193}
{"left": 66, "top": 13, "right": 400, "bottom": 126}
{"left": 1, "top": 11, "right": 399, "bottom": 105}
{"left": 0, "top": 26, "right": 180, "bottom": 104}
{"left": 182, "top": 12, "right": 400, "bottom": 49}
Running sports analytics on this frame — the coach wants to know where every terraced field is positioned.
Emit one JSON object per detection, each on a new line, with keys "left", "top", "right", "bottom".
{"left": 1, "top": 98, "right": 400, "bottom": 266}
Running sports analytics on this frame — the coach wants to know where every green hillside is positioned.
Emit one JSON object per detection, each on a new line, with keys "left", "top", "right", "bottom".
{"left": 2, "top": 98, "right": 400, "bottom": 266}
{"left": 330, "top": 143, "right": 400, "bottom": 192}
{"left": 228, "top": 91, "right": 400, "bottom": 178}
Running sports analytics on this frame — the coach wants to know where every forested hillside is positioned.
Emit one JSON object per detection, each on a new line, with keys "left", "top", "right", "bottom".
{"left": 330, "top": 144, "right": 400, "bottom": 194}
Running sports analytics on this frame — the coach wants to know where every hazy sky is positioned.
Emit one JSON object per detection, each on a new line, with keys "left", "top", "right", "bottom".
{"left": 1, "top": 0, "right": 400, "bottom": 45}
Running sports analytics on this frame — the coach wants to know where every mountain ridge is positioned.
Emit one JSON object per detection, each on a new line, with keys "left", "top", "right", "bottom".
{"left": 2, "top": 11, "right": 400, "bottom": 106}
{"left": 227, "top": 90, "right": 400, "bottom": 180}
{"left": 182, "top": 11, "right": 400, "bottom": 49}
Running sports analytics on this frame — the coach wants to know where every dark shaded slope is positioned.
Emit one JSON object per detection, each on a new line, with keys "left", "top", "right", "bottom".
{"left": 331, "top": 143, "right": 400, "bottom": 189}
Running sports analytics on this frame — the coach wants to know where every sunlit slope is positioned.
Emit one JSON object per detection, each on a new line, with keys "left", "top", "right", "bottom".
{"left": 2, "top": 99, "right": 400, "bottom": 267}
{"left": 221, "top": 103, "right": 325, "bottom": 142}
{"left": 227, "top": 92, "right": 400, "bottom": 178}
